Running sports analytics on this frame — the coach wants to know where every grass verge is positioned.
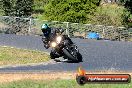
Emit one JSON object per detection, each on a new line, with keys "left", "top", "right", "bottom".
{"left": 0, "top": 72, "right": 131, "bottom": 87}
{"left": 0, "top": 79, "right": 131, "bottom": 88}
{"left": 0, "top": 46, "right": 50, "bottom": 66}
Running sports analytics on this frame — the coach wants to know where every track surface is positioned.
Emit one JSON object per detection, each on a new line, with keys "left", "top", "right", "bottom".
{"left": 0, "top": 34, "right": 132, "bottom": 72}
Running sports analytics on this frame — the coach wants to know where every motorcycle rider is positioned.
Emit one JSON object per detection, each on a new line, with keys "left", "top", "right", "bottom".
{"left": 41, "top": 23, "right": 73, "bottom": 49}
{"left": 41, "top": 24, "right": 81, "bottom": 61}
{"left": 41, "top": 23, "right": 52, "bottom": 49}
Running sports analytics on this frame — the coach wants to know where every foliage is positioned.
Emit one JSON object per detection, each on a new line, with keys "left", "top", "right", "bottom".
{"left": 1, "top": 0, "right": 131, "bottom": 27}
{"left": 127, "top": 14, "right": 132, "bottom": 27}
{"left": 15, "top": 0, "right": 34, "bottom": 17}
{"left": 43, "top": 0, "right": 100, "bottom": 23}
{"left": 92, "top": 4, "right": 130, "bottom": 26}
{"left": 119, "top": 0, "right": 128, "bottom": 3}
{"left": 1, "top": 0, "right": 15, "bottom": 16}
{"left": 33, "top": 0, "right": 49, "bottom": 14}
{"left": 124, "top": 0, "right": 132, "bottom": 13}
{"left": 0, "top": 0, "right": 4, "bottom": 15}
{"left": 1, "top": 0, "right": 34, "bottom": 17}
{"left": 119, "top": 0, "right": 132, "bottom": 27}
{"left": 119, "top": 0, "right": 132, "bottom": 12}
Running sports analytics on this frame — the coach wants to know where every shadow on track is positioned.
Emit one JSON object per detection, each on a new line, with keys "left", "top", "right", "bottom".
{"left": 54, "top": 52, "right": 83, "bottom": 63}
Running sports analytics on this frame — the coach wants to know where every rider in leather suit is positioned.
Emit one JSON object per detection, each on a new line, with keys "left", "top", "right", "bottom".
{"left": 41, "top": 24, "right": 72, "bottom": 49}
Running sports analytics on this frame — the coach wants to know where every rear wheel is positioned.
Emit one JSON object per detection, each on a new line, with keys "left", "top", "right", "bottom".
{"left": 77, "top": 52, "right": 83, "bottom": 62}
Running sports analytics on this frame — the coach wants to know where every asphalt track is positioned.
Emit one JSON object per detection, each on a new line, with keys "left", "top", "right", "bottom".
{"left": 0, "top": 34, "right": 132, "bottom": 72}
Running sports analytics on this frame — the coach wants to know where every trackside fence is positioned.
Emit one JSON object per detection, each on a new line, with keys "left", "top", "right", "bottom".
{"left": 0, "top": 16, "right": 132, "bottom": 41}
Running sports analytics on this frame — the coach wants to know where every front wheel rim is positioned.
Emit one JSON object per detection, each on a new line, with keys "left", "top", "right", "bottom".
{"left": 71, "top": 51, "right": 77, "bottom": 58}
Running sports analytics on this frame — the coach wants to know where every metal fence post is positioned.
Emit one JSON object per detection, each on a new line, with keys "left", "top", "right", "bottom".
{"left": 28, "top": 17, "right": 32, "bottom": 35}
{"left": 65, "top": 22, "right": 70, "bottom": 37}
{"left": 102, "top": 27, "right": 105, "bottom": 39}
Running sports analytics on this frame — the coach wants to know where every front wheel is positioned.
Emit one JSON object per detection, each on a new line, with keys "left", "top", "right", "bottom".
{"left": 63, "top": 48, "right": 82, "bottom": 62}
{"left": 50, "top": 52, "right": 55, "bottom": 59}
{"left": 63, "top": 48, "right": 77, "bottom": 61}
{"left": 50, "top": 50, "right": 60, "bottom": 59}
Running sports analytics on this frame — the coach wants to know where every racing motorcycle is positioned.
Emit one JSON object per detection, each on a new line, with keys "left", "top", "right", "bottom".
{"left": 48, "top": 30, "right": 82, "bottom": 62}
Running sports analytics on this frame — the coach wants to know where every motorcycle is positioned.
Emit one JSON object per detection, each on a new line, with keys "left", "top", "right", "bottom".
{"left": 48, "top": 30, "right": 82, "bottom": 62}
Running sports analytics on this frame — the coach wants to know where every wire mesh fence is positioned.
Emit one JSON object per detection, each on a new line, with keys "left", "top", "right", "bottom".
{"left": 0, "top": 16, "right": 132, "bottom": 41}
{"left": 0, "top": 16, "right": 30, "bottom": 35}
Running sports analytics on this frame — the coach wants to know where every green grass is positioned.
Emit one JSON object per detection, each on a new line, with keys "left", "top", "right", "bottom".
{"left": 0, "top": 46, "right": 50, "bottom": 66}
{"left": 0, "top": 79, "right": 131, "bottom": 88}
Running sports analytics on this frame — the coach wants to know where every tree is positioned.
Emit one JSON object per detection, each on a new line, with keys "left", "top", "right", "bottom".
{"left": 15, "top": 0, "right": 34, "bottom": 17}
{"left": 33, "top": 0, "right": 49, "bottom": 14}
{"left": 0, "top": 0, "right": 4, "bottom": 15}
{"left": 1, "top": 0, "right": 14, "bottom": 16}
{"left": 124, "top": 0, "right": 132, "bottom": 13}
{"left": 44, "top": 0, "right": 100, "bottom": 23}
{"left": 1, "top": 0, "right": 34, "bottom": 17}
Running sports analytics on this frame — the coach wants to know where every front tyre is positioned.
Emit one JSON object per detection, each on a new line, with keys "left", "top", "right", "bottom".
{"left": 50, "top": 52, "right": 55, "bottom": 59}
{"left": 63, "top": 48, "right": 78, "bottom": 62}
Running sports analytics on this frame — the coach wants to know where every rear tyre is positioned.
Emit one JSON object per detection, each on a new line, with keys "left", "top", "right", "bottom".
{"left": 77, "top": 52, "right": 83, "bottom": 62}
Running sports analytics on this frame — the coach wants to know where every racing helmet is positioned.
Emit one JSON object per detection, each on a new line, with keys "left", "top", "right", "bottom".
{"left": 41, "top": 23, "right": 48, "bottom": 30}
